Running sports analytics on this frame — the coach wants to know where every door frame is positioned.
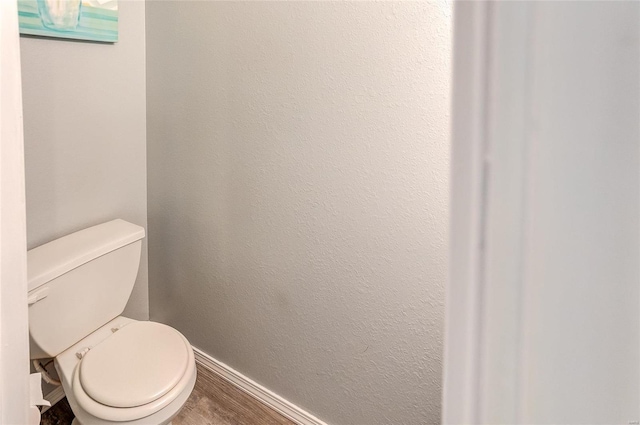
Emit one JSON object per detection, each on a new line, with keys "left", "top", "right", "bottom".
{"left": 0, "top": 0, "right": 31, "bottom": 422}
{"left": 443, "top": 2, "right": 534, "bottom": 423}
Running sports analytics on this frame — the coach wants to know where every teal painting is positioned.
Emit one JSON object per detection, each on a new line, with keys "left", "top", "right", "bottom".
{"left": 18, "top": 0, "right": 118, "bottom": 43}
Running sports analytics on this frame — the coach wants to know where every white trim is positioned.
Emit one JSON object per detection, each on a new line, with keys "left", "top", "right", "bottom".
{"left": 40, "top": 387, "right": 66, "bottom": 414}
{"left": 192, "top": 347, "right": 328, "bottom": 425}
{"left": 0, "top": 0, "right": 31, "bottom": 423}
{"left": 445, "top": 2, "right": 640, "bottom": 423}
{"left": 478, "top": 3, "right": 534, "bottom": 423}
{"left": 443, "top": 2, "right": 535, "bottom": 424}
{"left": 442, "top": 2, "right": 490, "bottom": 423}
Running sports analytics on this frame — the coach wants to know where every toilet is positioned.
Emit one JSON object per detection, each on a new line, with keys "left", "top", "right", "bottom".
{"left": 28, "top": 219, "right": 197, "bottom": 425}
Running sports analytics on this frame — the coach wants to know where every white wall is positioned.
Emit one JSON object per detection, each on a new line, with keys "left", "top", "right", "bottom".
{"left": 146, "top": 2, "right": 451, "bottom": 424}
{"left": 19, "top": 0, "right": 148, "bottom": 320}
{"left": 520, "top": 3, "right": 639, "bottom": 422}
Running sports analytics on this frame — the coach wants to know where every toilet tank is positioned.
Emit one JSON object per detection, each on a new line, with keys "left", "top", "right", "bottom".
{"left": 28, "top": 219, "right": 145, "bottom": 359}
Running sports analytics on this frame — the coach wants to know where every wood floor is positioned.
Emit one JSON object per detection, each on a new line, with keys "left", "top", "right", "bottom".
{"left": 41, "top": 364, "right": 296, "bottom": 425}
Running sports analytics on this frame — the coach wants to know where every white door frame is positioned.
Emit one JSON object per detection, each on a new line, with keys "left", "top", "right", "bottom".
{"left": 443, "top": 3, "right": 534, "bottom": 423}
{"left": 0, "top": 0, "right": 30, "bottom": 423}
{"left": 441, "top": 2, "right": 492, "bottom": 423}
{"left": 442, "top": 2, "right": 582, "bottom": 422}
{"left": 444, "top": 2, "right": 640, "bottom": 424}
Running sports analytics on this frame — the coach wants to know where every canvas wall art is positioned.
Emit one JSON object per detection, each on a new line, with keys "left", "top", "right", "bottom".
{"left": 18, "top": 0, "right": 118, "bottom": 43}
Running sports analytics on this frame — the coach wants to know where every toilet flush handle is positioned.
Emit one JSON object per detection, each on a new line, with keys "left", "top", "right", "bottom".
{"left": 27, "top": 287, "right": 49, "bottom": 306}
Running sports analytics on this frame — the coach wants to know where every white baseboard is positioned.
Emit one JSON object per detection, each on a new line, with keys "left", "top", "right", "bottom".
{"left": 40, "top": 386, "right": 65, "bottom": 414}
{"left": 192, "top": 347, "right": 327, "bottom": 425}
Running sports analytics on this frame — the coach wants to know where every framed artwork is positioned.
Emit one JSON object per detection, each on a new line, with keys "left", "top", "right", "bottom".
{"left": 18, "top": 0, "right": 118, "bottom": 43}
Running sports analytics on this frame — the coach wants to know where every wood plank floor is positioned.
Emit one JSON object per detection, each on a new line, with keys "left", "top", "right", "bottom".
{"left": 41, "top": 364, "right": 296, "bottom": 425}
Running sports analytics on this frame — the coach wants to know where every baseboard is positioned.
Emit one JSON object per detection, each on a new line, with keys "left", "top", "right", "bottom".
{"left": 192, "top": 347, "right": 327, "bottom": 425}
{"left": 40, "top": 386, "right": 65, "bottom": 414}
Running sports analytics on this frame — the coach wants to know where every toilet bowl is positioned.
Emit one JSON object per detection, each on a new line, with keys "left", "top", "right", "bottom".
{"left": 28, "top": 220, "right": 196, "bottom": 424}
{"left": 56, "top": 317, "right": 196, "bottom": 425}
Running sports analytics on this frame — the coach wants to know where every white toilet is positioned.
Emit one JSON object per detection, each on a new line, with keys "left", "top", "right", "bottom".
{"left": 28, "top": 219, "right": 197, "bottom": 425}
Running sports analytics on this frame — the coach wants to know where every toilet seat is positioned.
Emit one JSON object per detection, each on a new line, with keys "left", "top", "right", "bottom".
{"left": 80, "top": 321, "right": 190, "bottom": 408}
{"left": 71, "top": 322, "right": 196, "bottom": 422}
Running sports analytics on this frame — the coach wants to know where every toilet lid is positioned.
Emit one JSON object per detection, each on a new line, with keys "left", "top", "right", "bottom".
{"left": 79, "top": 321, "right": 190, "bottom": 408}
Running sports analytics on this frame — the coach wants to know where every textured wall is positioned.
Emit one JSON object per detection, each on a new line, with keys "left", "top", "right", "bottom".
{"left": 20, "top": 0, "right": 148, "bottom": 320}
{"left": 146, "top": 2, "right": 451, "bottom": 424}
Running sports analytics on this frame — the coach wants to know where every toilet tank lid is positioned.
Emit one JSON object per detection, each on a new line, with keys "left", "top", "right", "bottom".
{"left": 28, "top": 219, "right": 145, "bottom": 292}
